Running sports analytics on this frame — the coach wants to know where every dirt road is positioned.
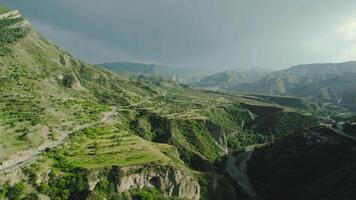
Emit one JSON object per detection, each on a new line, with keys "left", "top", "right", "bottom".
{"left": 0, "top": 107, "right": 116, "bottom": 173}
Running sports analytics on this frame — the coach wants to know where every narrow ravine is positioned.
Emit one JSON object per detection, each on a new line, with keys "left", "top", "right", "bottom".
{"left": 226, "top": 150, "right": 262, "bottom": 200}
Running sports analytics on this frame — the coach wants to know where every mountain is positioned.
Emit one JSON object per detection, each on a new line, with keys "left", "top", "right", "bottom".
{"left": 248, "top": 127, "right": 356, "bottom": 200}
{"left": 189, "top": 70, "right": 269, "bottom": 90}
{"left": 99, "top": 62, "right": 167, "bottom": 77}
{"left": 99, "top": 62, "right": 214, "bottom": 83}
{"left": 233, "top": 62, "right": 356, "bottom": 112}
{"left": 0, "top": 7, "right": 321, "bottom": 200}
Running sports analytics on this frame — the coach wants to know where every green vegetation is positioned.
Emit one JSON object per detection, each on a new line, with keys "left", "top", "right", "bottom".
{"left": 0, "top": 6, "right": 337, "bottom": 200}
{"left": 95, "top": 183, "right": 181, "bottom": 200}
{"left": 130, "top": 188, "right": 180, "bottom": 200}
{"left": 52, "top": 126, "right": 171, "bottom": 169}
{"left": 0, "top": 94, "right": 46, "bottom": 161}
{"left": 0, "top": 17, "right": 29, "bottom": 55}
{"left": 40, "top": 168, "right": 89, "bottom": 200}
{"left": 0, "top": 94, "right": 44, "bottom": 127}
{"left": 60, "top": 99, "right": 108, "bottom": 124}
{"left": 251, "top": 110, "right": 318, "bottom": 138}
{"left": 0, "top": 182, "right": 39, "bottom": 200}
{"left": 197, "top": 173, "right": 247, "bottom": 200}
{"left": 0, "top": 6, "right": 9, "bottom": 14}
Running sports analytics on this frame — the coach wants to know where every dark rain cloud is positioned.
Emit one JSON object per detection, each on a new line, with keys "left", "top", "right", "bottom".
{"left": 1, "top": 0, "right": 356, "bottom": 69}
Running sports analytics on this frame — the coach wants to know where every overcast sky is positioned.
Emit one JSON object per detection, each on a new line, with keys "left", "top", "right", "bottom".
{"left": 2, "top": 0, "right": 356, "bottom": 70}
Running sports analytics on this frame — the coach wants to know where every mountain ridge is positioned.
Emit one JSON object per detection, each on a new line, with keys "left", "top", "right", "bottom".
{"left": 99, "top": 61, "right": 215, "bottom": 83}
{"left": 227, "top": 61, "right": 356, "bottom": 112}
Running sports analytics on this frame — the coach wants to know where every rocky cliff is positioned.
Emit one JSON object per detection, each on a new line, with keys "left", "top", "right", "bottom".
{"left": 88, "top": 165, "right": 200, "bottom": 200}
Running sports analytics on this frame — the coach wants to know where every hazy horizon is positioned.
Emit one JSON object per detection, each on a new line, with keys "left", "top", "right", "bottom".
{"left": 2, "top": 0, "right": 356, "bottom": 70}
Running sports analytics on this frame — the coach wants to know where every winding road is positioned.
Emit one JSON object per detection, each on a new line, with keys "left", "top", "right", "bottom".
{"left": 226, "top": 149, "right": 262, "bottom": 200}
{"left": 0, "top": 107, "right": 117, "bottom": 173}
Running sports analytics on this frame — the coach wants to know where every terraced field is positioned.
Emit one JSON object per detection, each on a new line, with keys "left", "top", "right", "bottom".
{"left": 62, "top": 126, "right": 172, "bottom": 168}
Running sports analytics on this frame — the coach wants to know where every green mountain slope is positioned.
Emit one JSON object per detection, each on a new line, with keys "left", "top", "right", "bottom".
{"left": 0, "top": 8, "right": 320, "bottom": 200}
{"left": 233, "top": 62, "right": 356, "bottom": 111}
{"left": 0, "top": 6, "right": 9, "bottom": 14}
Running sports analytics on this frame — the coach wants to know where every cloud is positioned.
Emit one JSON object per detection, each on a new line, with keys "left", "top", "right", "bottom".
{"left": 302, "top": 18, "right": 356, "bottom": 64}
{"left": 29, "top": 19, "right": 134, "bottom": 64}
{"left": 2, "top": 0, "right": 356, "bottom": 69}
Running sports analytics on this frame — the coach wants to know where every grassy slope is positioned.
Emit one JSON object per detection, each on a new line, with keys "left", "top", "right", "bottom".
{"left": 60, "top": 126, "right": 172, "bottom": 169}
{"left": 0, "top": 6, "right": 9, "bottom": 14}
{"left": 0, "top": 26, "right": 114, "bottom": 161}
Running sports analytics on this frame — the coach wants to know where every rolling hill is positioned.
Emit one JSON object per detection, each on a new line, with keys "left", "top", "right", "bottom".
{"left": 189, "top": 70, "right": 269, "bottom": 90}
{"left": 233, "top": 62, "right": 356, "bottom": 112}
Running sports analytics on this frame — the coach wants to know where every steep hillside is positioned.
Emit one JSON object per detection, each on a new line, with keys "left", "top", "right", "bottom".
{"left": 248, "top": 127, "right": 356, "bottom": 200}
{"left": 0, "top": 9, "right": 166, "bottom": 163}
{"left": 0, "top": 8, "right": 320, "bottom": 200}
{"left": 0, "top": 6, "right": 9, "bottom": 14}
{"left": 233, "top": 62, "right": 356, "bottom": 111}
{"left": 189, "top": 70, "right": 269, "bottom": 90}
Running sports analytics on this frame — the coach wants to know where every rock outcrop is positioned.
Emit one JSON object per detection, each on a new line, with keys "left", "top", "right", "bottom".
{"left": 90, "top": 165, "right": 200, "bottom": 200}
{"left": 0, "top": 9, "right": 30, "bottom": 28}
{"left": 0, "top": 10, "right": 21, "bottom": 19}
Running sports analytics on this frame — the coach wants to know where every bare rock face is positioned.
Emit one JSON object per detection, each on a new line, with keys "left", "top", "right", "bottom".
{"left": 88, "top": 171, "right": 102, "bottom": 191}
{"left": 0, "top": 10, "right": 31, "bottom": 28}
{"left": 60, "top": 73, "right": 85, "bottom": 91}
{"left": 206, "top": 121, "right": 228, "bottom": 153}
{"left": 118, "top": 166, "right": 200, "bottom": 200}
{"left": 0, "top": 168, "right": 23, "bottom": 186}
{"left": 90, "top": 165, "right": 200, "bottom": 200}
{"left": 0, "top": 10, "right": 21, "bottom": 19}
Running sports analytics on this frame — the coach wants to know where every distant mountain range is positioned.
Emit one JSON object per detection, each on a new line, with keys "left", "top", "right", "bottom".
{"left": 189, "top": 70, "right": 269, "bottom": 90}
{"left": 232, "top": 62, "right": 356, "bottom": 111}
{"left": 101, "top": 61, "right": 356, "bottom": 112}
{"left": 99, "top": 62, "right": 214, "bottom": 83}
